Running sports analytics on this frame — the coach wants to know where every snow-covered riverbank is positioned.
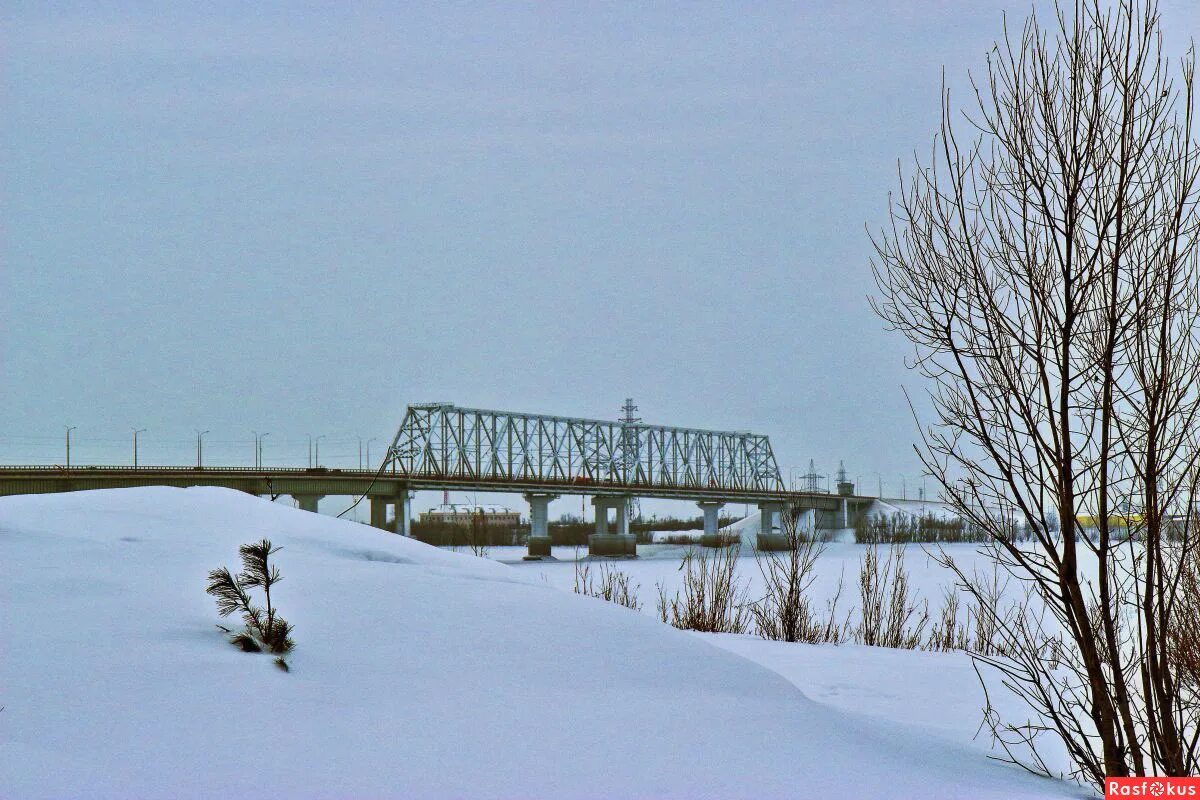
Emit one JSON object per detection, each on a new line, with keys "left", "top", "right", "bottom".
{"left": 1, "top": 488, "right": 1086, "bottom": 799}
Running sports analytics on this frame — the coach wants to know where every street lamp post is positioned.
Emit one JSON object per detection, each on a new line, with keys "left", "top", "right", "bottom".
{"left": 366, "top": 437, "right": 377, "bottom": 469}
{"left": 255, "top": 432, "right": 270, "bottom": 469}
{"left": 132, "top": 428, "right": 146, "bottom": 468}
{"left": 65, "top": 425, "right": 77, "bottom": 469}
{"left": 314, "top": 435, "right": 326, "bottom": 467}
{"left": 196, "top": 430, "right": 210, "bottom": 468}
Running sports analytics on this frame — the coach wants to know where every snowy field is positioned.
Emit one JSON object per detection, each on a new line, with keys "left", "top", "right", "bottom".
{"left": 1, "top": 488, "right": 1089, "bottom": 799}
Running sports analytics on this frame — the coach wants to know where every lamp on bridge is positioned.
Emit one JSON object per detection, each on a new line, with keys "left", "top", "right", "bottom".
{"left": 132, "top": 428, "right": 146, "bottom": 468}
{"left": 254, "top": 431, "right": 270, "bottom": 469}
{"left": 196, "top": 430, "right": 210, "bottom": 468}
{"left": 64, "top": 425, "right": 77, "bottom": 470}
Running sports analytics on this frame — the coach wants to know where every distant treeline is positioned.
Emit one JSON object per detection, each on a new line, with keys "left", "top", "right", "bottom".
{"left": 854, "top": 515, "right": 996, "bottom": 544}
{"left": 408, "top": 519, "right": 521, "bottom": 548}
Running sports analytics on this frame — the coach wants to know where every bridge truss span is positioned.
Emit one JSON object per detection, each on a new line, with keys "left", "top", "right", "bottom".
{"left": 385, "top": 403, "right": 786, "bottom": 498}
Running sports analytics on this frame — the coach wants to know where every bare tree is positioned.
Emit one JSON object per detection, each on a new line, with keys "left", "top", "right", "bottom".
{"left": 871, "top": 0, "right": 1200, "bottom": 786}
{"left": 468, "top": 509, "right": 490, "bottom": 558}
{"left": 751, "top": 506, "right": 848, "bottom": 643}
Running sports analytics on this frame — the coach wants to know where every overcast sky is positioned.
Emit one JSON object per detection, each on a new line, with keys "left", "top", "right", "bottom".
{"left": 5, "top": 2, "right": 1199, "bottom": 518}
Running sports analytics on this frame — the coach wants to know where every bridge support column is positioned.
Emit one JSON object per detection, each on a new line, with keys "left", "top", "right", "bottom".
{"left": 593, "top": 497, "right": 611, "bottom": 537}
{"left": 395, "top": 491, "right": 413, "bottom": 537}
{"left": 757, "top": 501, "right": 788, "bottom": 551}
{"left": 698, "top": 501, "right": 727, "bottom": 547}
{"left": 589, "top": 497, "right": 634, "bottom": 557}
{"left": 614, "top": 497, "right": 636, "bottom": 555}
{"left": 294, "top": 494, "right": 324, "bottom": 514}
{"left": 370, "top": 496, "right": 389, "bottom": 530}
{"left": 522, "top": 493, "right": 557, "bottom": 559}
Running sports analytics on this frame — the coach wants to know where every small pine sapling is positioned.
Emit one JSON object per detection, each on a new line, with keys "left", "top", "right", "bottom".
{"left": 206, "top": 539, "right": 295, "bottom": 665}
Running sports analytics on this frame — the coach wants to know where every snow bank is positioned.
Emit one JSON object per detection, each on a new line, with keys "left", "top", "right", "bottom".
{"left": 650, "top": 527, "right": 703, "bottom": 543}
{"left": 721, "top": 509, "right": 761, "bottom": 547}
{"left": 1, "top": 488, "right": 1078, "bottom": 799}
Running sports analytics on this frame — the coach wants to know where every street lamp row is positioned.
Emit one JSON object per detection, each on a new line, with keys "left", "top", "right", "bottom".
{"left": 56, "top": 430, "right": 382, "bottom": 470}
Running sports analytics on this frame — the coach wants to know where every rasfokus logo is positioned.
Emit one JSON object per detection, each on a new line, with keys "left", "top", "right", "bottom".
{"left": 1107, "top": 778, "right": 1200, "bottom": 797}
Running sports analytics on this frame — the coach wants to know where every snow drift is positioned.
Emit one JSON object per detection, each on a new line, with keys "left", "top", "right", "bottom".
{"left": 0, "top": 487, "right": 1079, "bottom": 799}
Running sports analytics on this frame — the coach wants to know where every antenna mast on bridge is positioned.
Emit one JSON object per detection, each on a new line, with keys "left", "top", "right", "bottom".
{"left": 801, "top": 459, "right": 826, "bottom": 493}
{"left": 620, "top": 398, "right": 642, "bottom": 522}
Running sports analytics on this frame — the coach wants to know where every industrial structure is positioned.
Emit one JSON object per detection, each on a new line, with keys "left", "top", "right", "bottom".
{"left": 618, "top": 398, "right": 642, "bottom": 525}
{"left": 0, "top": 402, "right": 870, "bottom": 558}
{"left": 419, "top": 506, "right": 521, "bottom": 528}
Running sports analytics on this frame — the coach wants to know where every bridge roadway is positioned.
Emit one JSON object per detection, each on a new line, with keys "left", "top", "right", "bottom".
{"left": 0, "top": 464, "right": 868, "bottom": 556}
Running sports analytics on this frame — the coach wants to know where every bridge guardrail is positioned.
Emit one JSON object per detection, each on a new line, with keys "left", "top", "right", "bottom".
{"left": 0, "top": 464, "right": 849, "bottom": 503}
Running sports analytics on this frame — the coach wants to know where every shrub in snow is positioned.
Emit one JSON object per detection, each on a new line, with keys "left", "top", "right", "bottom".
{"left": 206, "top": 539, "right": 295, "bottom": 665}
{"left": 657, "top": 545, "right": 751, "bottom": 634}
{"left": 573, "top": 560, "right": 642, "bottom": 611}
{"left": 856, "top": 542, "right": 928, "bottom": 649}
{"left": 751, "top": 527, "right": 847, "bottom": 644}
{"left": 924, "top": 587, "right": 969, "bottom": 653}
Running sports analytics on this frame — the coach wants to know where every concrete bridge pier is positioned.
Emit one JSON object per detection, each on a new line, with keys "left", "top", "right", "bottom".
{"left": 589, "top": 496, "right": 636, "bottom": 557}
{"left": 698, "top": 501, "right": 727, "bottom": 547}
{"left": 370, "top": 496, "right": 389, "bottom": 530}
{"left": 294, "top": 494, "right": 324, "bottom": 513}
{"left": 757, "top": 501, "right": 788, "bottom": 551}
{"left": 796, "top": 508, "right": 817, "bottom": 537}
{"left": 592, "top": 497, "right": 611, "bottom": 537}
{"left": 615, "top": 498, "right": 636, "bottom": 555}
{"left": 395, "top": 491, "right": 412, "bottom": 537}
{"left": 523, "top": 492, "right": 558, "bottom": 559}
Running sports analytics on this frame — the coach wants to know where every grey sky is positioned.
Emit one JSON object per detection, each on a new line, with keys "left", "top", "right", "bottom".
{"left": 5, "top": 2, "right": 1199, "bottom": 517}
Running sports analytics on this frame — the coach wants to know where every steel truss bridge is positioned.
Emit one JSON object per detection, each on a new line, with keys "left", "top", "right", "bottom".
{"left": 385, "top": 403, "right": 789, "bottom": 501}
{"left": 0, "top": 403, "right": 867, "bottom": 553}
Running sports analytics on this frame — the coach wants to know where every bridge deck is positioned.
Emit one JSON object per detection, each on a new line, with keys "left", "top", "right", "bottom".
{"left": 0, "top": 465, "right": 857, "bottom": 508}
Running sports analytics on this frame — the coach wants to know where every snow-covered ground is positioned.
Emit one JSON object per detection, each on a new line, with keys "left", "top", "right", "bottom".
{"left": 1, "top": 488, "right": 1087, "bottom": 798}
{"left": 486, "top": 540, "right": 1011, "bottom": 619}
